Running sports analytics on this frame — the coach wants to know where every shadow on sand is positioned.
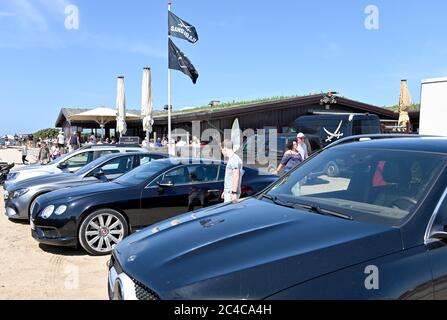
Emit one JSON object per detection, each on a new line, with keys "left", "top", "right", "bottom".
{"left": 8, "top": 218, "right": 29, "bottom": 226}
{"left": 38, "top": 243, "right": 89, "bottom": 257}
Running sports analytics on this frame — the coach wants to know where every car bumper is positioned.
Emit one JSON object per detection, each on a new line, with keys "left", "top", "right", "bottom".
{"left": 4, "top": 197, "right": 30, "bottom": 220}
{"left": 31, "top": 225, "right": 78, "bottom": 247}
{"left": 30, "top": 215, "right": 78, "bottom": 247}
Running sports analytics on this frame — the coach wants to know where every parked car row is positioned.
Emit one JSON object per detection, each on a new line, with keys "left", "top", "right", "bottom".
{"left": 5, "top": 144, "right": 145, "bottom": 184}
{"left": 3, "top": 144, "right": 277, "bottom": 256}
{"left": 5, "top": 135, "right": 447, "bottom": 300}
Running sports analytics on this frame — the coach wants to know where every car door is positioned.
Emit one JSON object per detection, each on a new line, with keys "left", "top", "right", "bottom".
{"left": 187, "top": 164, "right": 223, "bottom": 210}
{"left": 137, "top": 164, "right": 222, "bottom": 228}
{"left": 136, "top": 165, "right": 191, "bottom": 227}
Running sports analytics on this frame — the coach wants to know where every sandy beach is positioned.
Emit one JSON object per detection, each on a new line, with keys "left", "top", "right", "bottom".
{"left": 0, "top": 148, "right": 108, "bottom": 300}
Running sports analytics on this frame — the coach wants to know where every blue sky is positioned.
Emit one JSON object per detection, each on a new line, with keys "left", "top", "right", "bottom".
{"left": 0, "top": 0, "right": 446, "bottom": 135}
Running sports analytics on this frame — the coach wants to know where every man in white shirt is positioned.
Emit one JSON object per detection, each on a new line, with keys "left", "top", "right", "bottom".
{"left": 221, "top": 140, "right": 244, "bottom": 203}
{"left": 57, "top": 131, "right": 65, "bottom": 154}
{"left": 297, "top": 132, "right": 309, "bottom": 160}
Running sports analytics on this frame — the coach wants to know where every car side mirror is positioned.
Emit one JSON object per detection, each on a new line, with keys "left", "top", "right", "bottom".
{"left": 92, "top": 170, "right": 107, "bottom": 179}
{"left": 430, "top": 231, "right": 447, "bottom": 241}
{"left": 57, "top": 162, "right": 68, "bottom": 170}
{"left": 158, "top": 179, "right": 174, "bottom": 188}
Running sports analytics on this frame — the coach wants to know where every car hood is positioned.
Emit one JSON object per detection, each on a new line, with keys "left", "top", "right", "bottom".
{"left": 114, "top": 198, "right": 402, "bottom": 300}
{"left": 41, "top": 181, "right": 125, "bottom": 202}
{"left": 6, "top": 173, "right": 80, "bottom": 191}
{"left": 10, "top": 163, "right": 54, "bottom": 173}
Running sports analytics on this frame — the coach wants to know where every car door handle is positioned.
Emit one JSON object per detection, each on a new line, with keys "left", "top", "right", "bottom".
{"left": 207, "top": 189, "right": 221, "bottom": 193}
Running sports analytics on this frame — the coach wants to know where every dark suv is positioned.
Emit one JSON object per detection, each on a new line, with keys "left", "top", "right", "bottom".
{"left": 109, "top": 135, "right": 447, "bottom": 300}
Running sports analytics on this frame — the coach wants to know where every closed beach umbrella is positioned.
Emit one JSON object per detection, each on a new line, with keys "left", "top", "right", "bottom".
{"left": 398, "top": 80, "right": 412, "bottom": 130}
{"left": 141, "top": 68, "right": 154, "bottom": 143}
{"left": 116, "top": 76, "right": 127, "bottom": 137}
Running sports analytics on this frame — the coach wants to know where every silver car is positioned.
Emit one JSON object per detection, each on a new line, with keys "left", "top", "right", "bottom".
{"left": 4, "top": 152, "right": 168, "bottom": 220}
{"left": 5, "top": 144, "right": 145, "bottom": 185}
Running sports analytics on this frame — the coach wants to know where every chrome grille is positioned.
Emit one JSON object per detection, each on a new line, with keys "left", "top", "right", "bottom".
{"left": 132, "top": 278, "right": 160, "bottom": 300}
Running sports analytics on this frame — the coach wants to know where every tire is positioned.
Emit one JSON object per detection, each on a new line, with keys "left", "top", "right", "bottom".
{"left": 78, "top": 209, "right": 128, "bottom": 256}
{"left": 326, "top": 161, "right": 340, "bottom": 178}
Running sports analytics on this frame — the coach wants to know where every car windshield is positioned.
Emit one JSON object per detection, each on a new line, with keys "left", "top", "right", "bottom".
{"left": 75, "top": 156, "right": 111, "bottom": 176}
{"left": 267, "top": 146, "right": 446, "bottom": 226}
{"left": 114, "top": 160, "right": 172, "bottom": 186}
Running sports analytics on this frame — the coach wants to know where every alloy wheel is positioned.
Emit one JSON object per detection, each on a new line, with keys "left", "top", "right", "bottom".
{"left": 84, "top": 213, "right": 125, "bottom": 254}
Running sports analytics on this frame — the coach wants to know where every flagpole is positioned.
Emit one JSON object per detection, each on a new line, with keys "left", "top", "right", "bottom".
{"left": 167, "top": 0, "right": 173, "bottom": 155}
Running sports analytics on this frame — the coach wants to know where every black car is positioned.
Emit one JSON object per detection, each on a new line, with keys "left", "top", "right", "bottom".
{"left": 108, "top": 136, "right": 447, "bottom": 300}
{"left": 31, "top": 158, "right": 277, "bottom": 255}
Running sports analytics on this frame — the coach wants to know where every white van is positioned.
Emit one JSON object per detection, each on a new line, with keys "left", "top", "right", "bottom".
{"left": 419, "top": 77, "right": 447, "bottom": 136}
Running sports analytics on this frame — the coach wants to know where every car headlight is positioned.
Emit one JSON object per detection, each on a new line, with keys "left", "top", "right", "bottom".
{"left": 11, "top": 188, "right": 29, "bottom": 199}
{"left": 54, "top": 205, "right": 67, "bottom": 215}
{"left": 41, "top": 205, "right": 55, "bottom": 219}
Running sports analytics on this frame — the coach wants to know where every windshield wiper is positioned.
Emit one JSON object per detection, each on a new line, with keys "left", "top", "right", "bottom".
{"left": 292, "top": 202, "right": 353, "bottom": 221}
{"left": 261, "top": 194, "right": 296, "bottom": 209}
{"left": 261, "top": 194, "right": 353, "bottom": 221}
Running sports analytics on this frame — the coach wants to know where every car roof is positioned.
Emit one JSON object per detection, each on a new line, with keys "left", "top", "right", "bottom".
{"left": 152, "top": 157, "right": 268, "bottom": 173}
{"left": 80, "top": 144, "right": 142, "bottom": 150}
{"left": 334, "top": 137, "right": 447, "bottom": 154}
{"left": 96, "top": 152, "right": 170, "bottom": 161}
{"left": 154, "top": 157, "right": 225, "bottom": 166}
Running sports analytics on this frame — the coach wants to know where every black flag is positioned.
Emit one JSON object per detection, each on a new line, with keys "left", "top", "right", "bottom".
{"left": 169, "top": 38, "right": 199, "bottom": 84}
{"left": 168, "top": 11, "right": 199, "bottom": 44}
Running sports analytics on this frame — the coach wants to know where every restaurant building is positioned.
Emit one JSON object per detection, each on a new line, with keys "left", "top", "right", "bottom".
{"left": 55, "top": 93, "right": 413, "bottom": 139}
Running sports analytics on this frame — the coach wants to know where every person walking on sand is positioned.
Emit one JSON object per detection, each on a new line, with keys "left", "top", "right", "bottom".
{"left": 70, "top": 132, "right": 81, "bottom": 150}
{"left": 21, "top": 140, "right": 29, "bottom": 165}
{"left": 57, "top": 131, "right": 65, "bottom": 155}
{"left": 38, "top": 142, "right": 51, "bottom": 164}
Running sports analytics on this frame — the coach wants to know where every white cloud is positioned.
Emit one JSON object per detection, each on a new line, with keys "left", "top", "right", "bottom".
{"left": 0, "top": 1, "right": 164, "bottom": 58}
{"left": 1, "top": 0, "right": 70, "bottom": 31}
